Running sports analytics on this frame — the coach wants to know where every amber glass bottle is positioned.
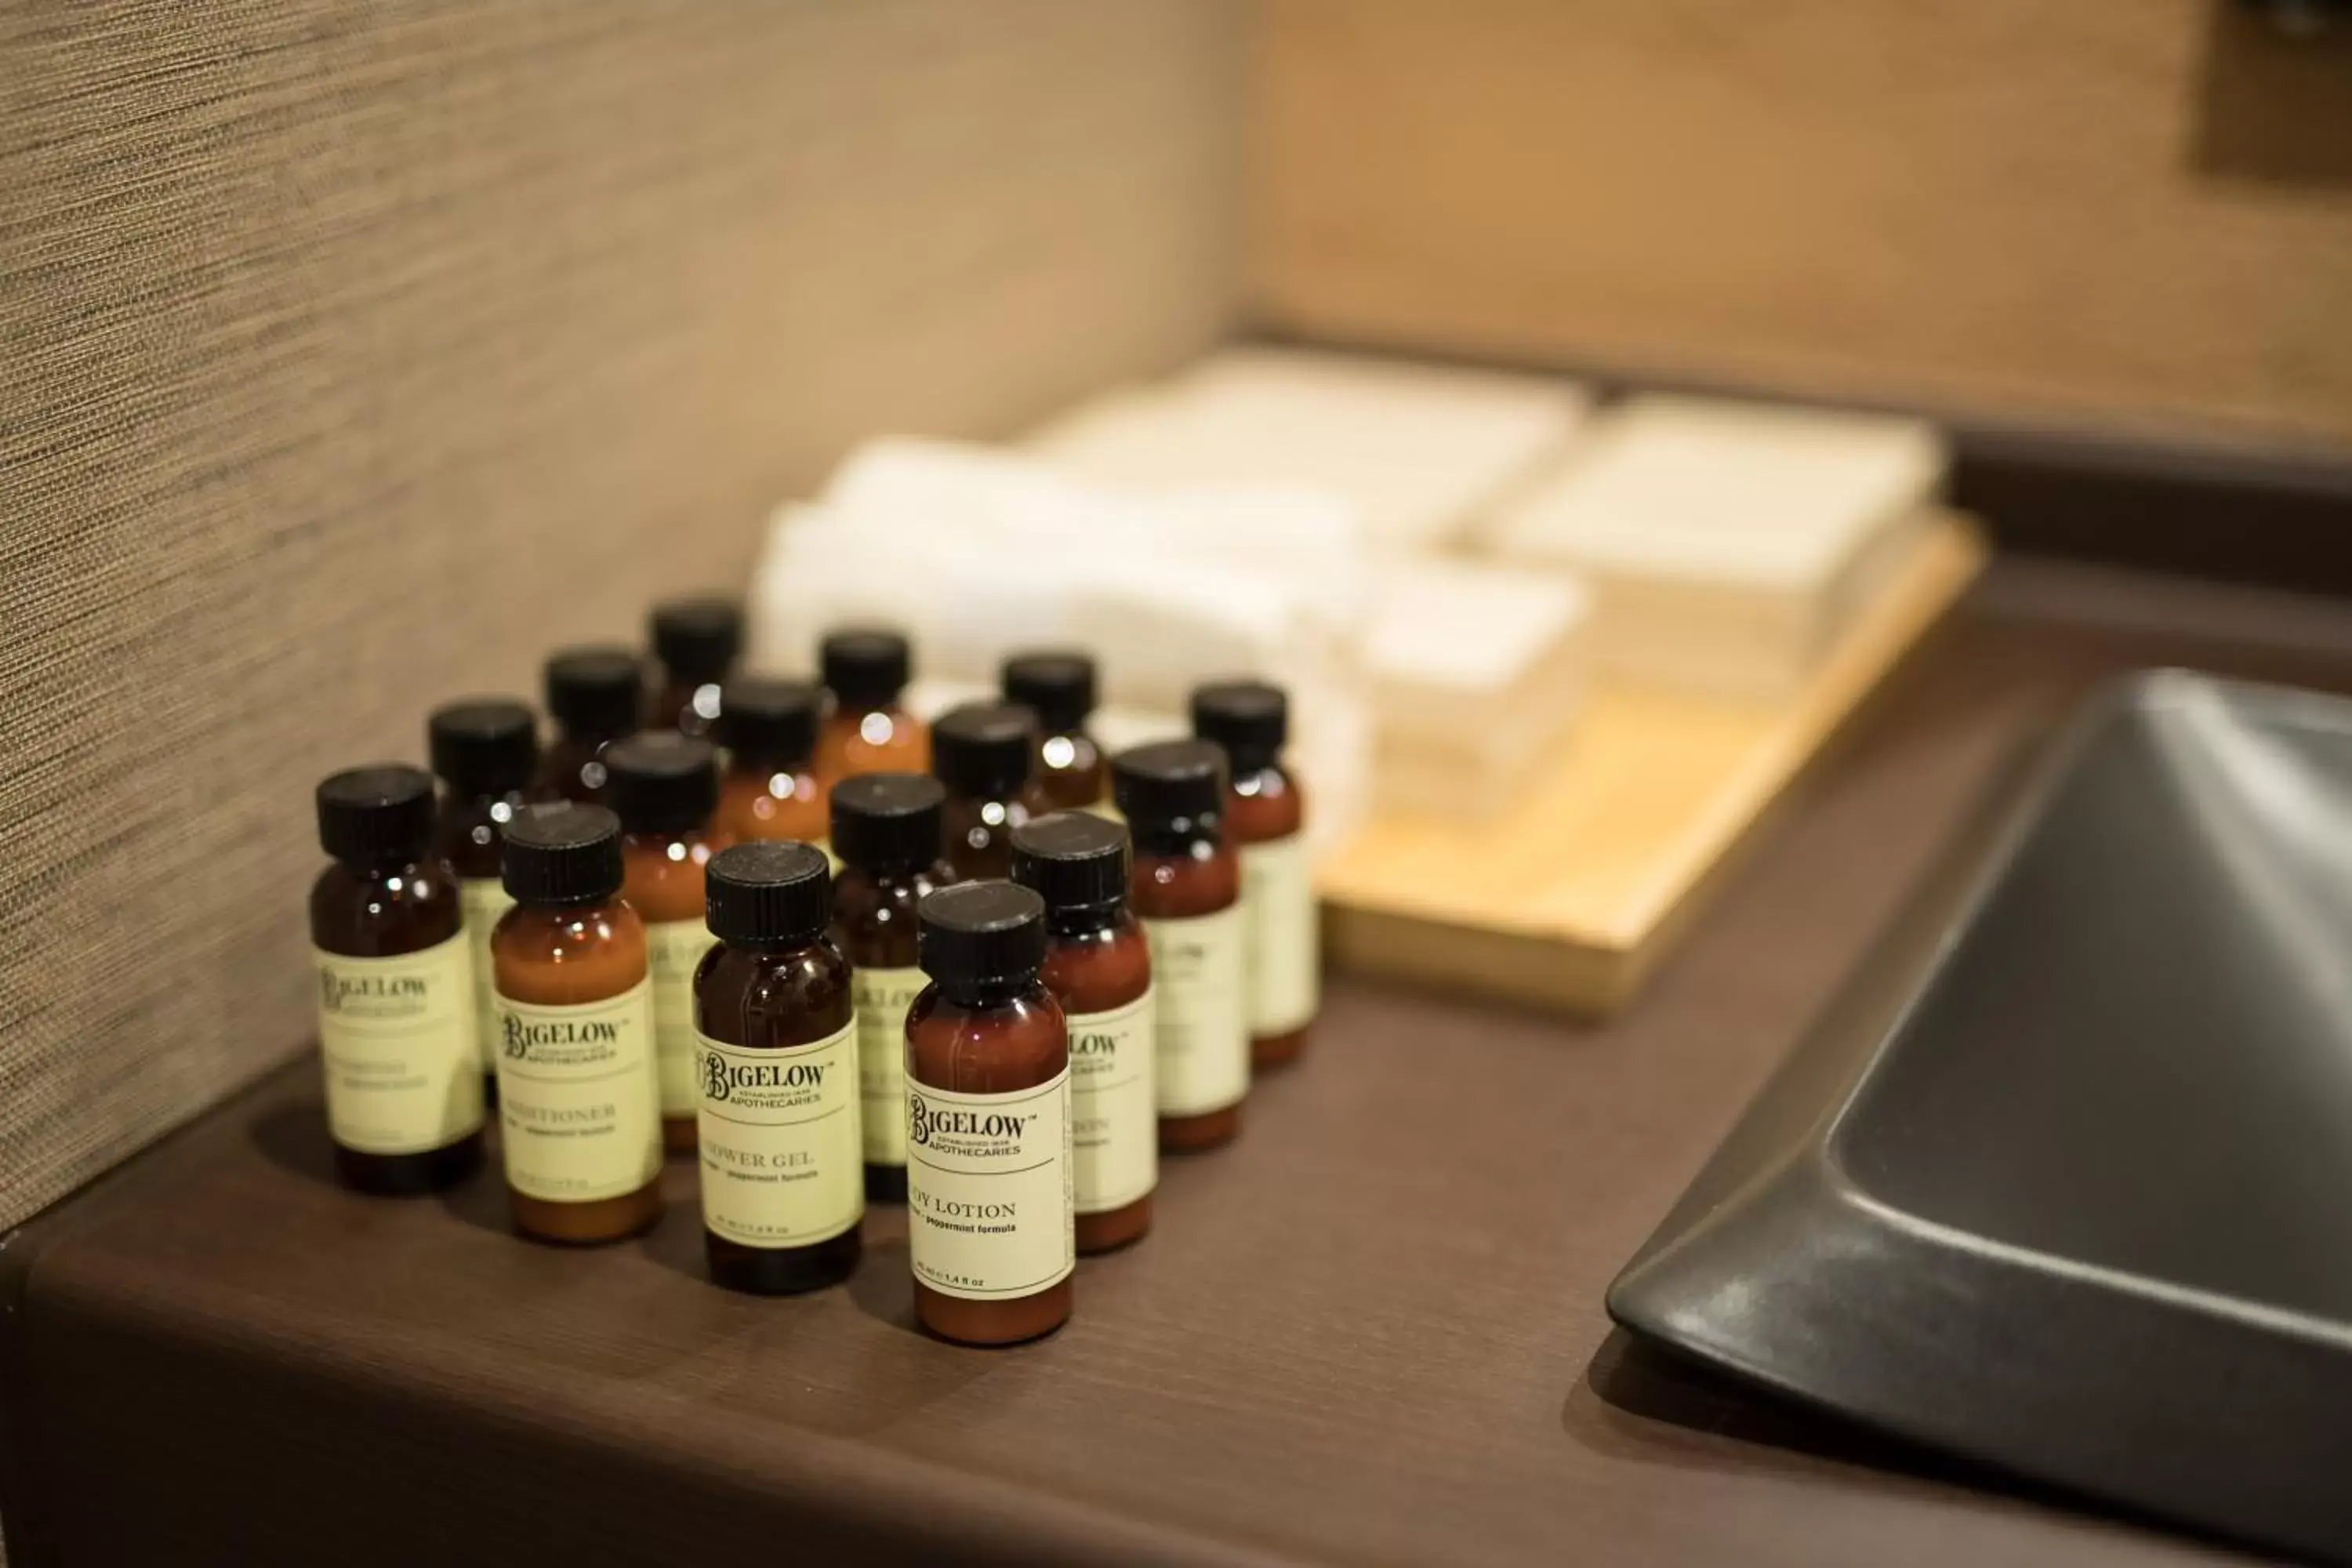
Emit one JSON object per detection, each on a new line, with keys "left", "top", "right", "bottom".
{"left": 696, "top": 840, "right": 862, "bottom": 1295}
{"left": 933, "top": 700, "right": 1047, "bottom": 880}
{"left": 906, "top": 880, "right": 1073, "bottom": 1346}
{"left": 492, "top": 803, "right": 663, "bottom": 1243}
{"left": 429, "top": 698, "right": 546, "bottom": 1097}
{"left": 1002, "top": 651, "right": 1105, "bottom": 811}
{"left": 831, "top": 771, "right": 958, "bottom": 1201}
{"left": 815, "top": 628, "right": 927, "bottom": 782}
{"left": 538, "top": 645, "right": 644, "bottom": 803}
{"left": 648, "top": 596, "right": 742, "bottom": 738}
{"left": 714, "top": 677, "right": 827, "bottom": 851}
{"left": 1113, "top": 740, "right": 1247, "bottom": 1152}
{"left": 1192, "top": 681, "right": 1319, "bottom": 1069}
{"left": 605, "top": 731, "right": 728, "bottom": 1153}
{"left": 1011, "top": 812, "right": 1153, "bottom": 1253}
{"left": 310, "top": 766, "right": 485, "bottom": 1195}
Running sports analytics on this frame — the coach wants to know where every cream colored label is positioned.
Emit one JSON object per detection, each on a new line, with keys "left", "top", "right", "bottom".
{"left": 313, "top": 934, "right": 483, "bottom": 1154}
{"left": 1068, "top": 989, "right": 1156, "bottom": 1214}
{"left": 852, "top": 965, "right": 927, "bottom": 1167}
{"left": 906, "top": 1070, "right": 1073, "bottom": 1301}
{"left": 645, "top": 916, "right": 717, "bottom": 1119}
{"left": 1241, "top": 833, "right": 1319, "bottom": 1036}
{"left": 458, "top": 877, "right": 514, "bottom": 1073}
{"left": 696, "top": 1021, "right": 862, "bottom": 1248}
{"left": 1143, "top": 906, "right": 1248, "bottom": 1116}
{"left": 493, "top": 979, "right": 662, "bottom": 1203}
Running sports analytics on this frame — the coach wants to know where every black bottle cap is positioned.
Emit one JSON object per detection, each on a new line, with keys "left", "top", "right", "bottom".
{"left": 544, "top": 645, "right": 645, "bottom": 739}
{"left": 706, "top": 840, "right": 832, "bottom": 946}
{"left": 1001, "top": 650, "right": 1096, "bottom": 734}
{"left": 604, "top": 731, "right": 718, "bottom": 834}
{"left": 650, "top": 597, "right": 742, "bottom": 684}
{"left": 932, "top": 702, "right": 1037, "bottom": 800}
{"left": 501, "top": 801, "right": 624, "bottom": 904}
{"left": 719, "top": 677, "right": 819, "bottom": 769}
{"left": 1010, "top": 811, "right": 1129, "bottom": 918}
{"left": 427, "top": 699, "right": 539, "bottom": 797}
{"left": 917, "top": 880, "right": 1047, "bottom": 994}
{"left": 820, "top": 627, "right": 911, "bottom": 708}
{"left": 1190, "top": 680, "right": 1287, "bottom": 772}
{"left": 830, "top": 771, "right": 946, "bottom": 875}
{"left": 316, "top": 765, "right": 437, "bottom": 866}
{"left": 1112, "top": 739, "right": 1226, "bottom": 851}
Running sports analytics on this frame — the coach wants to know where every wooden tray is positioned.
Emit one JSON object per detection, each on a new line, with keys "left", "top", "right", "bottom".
{"left": 1319, "top": 511, "right": 1988, "bottom": 1014}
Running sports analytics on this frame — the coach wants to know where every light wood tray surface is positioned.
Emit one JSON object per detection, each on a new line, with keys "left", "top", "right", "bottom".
{"left": 1320, "top": 512, "right": 1989, "bottom": 1014}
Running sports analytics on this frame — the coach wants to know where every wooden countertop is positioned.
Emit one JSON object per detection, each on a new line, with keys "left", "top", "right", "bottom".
{"left": 13, "top": 560, "right": 2349, "bottom": 1567}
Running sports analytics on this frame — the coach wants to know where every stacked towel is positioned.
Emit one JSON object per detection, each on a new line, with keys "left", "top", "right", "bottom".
{"left": 1363, "top": 558, "right": 1592, "bottom": 818}
{"left": 1018, "top": 347, "right": 1602, "bottom": 815}
{"left": 1029, "top": 346, "right": 1592, "bottom": 553}
{"left": 756, "top": 365, "right": 1951, "bottom": 840}
{"left": 1481, "top": 395, "right": 1946, "bottom": 699}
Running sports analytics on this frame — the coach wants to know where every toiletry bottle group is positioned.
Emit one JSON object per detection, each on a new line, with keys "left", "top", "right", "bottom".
{"left": 307, "top": 619, "right": 1325, "bottom": 1356}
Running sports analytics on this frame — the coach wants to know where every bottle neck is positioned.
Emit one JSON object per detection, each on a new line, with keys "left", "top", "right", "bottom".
{"left": 623, "top": 822, "right": 703, "bottom": 843}
{"left": 936, "top": 975, "right": 1029, "bottom": 1009}
{"left": 731, "top": 748, "right": 811, "bottom": 778}
{"left": 449, "top": 779, "right": 528, "bottom": 807}
{"left": 514, "top": 891, "right": 622, "bottom": 916}
{"left": 1045, "top": 902, "right": 1120, "bottom": 938}
{"left": 1129, "top": 825, "right": 1217, "bottom": 859}
{"left": 335, "top": 850, "right": 427, "bottom": 878}
{"left": 1226, "top": 750, "right": 1276, "bottom": 777}
{"left": 720, "top": 932, "right": 822, "bottom": 956}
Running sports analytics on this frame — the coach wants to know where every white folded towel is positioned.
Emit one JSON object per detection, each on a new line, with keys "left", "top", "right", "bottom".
{"left": 1480, "top": 395, "right": 1945, "bottom": 699}
{"left": 749, "top": 439, "right": 1374, "bottom": 851}
{"left": 821, "top": 437, "right": 1369, "bottom": 644}
{"left": 1028, "top": 346, "right": 1592, "bottom": 553}
{"left": 1363, "top": 557, "right": 1593, "bottom": 818}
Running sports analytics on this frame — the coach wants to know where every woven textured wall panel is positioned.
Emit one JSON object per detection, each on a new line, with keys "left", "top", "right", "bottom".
{"left": 0, "top": 0, "right": 1240, "bottom": 1230}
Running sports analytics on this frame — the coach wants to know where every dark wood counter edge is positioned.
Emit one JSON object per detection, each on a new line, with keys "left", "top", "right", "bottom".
{"left": 1590, "top": 1332, "right": 2251, "bottom": 1566}
{"left": 0, "top": 1077, "right": 247, "bottom": 1567}
{"left": 0, "top": 1218, "right": 50, "bottom": 1563}
{"left": 0, "top": 1075, "right": 339, "bottom": 1566}
{"left": 1250, "top": 325, "right": 2352, "bottom": 598}
{"left": 0, "top": 1087, "right": 1298, "bottom": 1568}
